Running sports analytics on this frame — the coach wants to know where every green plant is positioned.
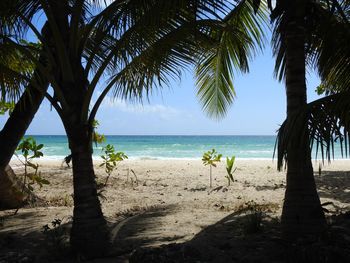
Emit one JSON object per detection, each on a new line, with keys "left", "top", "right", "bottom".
{"left": 242, "top": 201, "right": 263, "bottom": 235}
{"left": 42, "top": 218, "right": 69, "bottom": 259}
{"left": 127, "top": 168, "right": 139, "bottom": 187}
{"left": 0, "top": 101, "right": 14, "bottom": 115}
{"left": 63, "top": 194, "right": 73, "bottom": 207}
{"left": 202, "top": 149, "right": 222, "bottom": 188}
{"left": 62, "top": 120, "right": 105, "bottom": 168}
{"left": 16, "top": 137, "right": 49, "bottom": 192}
{"left": 100, "top": 144, "right": 128, "bottom": 186}
{"left": 92, "top": 120, "right": 106, "bottom": 145}
{"left": 225, "top": 155, "right": 237, "bottom": 186}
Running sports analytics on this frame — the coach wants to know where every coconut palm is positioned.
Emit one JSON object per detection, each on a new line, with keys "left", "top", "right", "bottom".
{"left": 0, "top": 0, "right": 266, "bottom": 258}
{"left": 312, "top": 0, "right": 350, "bottom": 95}
{"left": 0, "top": 39, "right": 49, "bottom": 208}
{"left": 270, "top": 0, "right": 327, "bottom": 239}
{"left": 236, "top": 0, "right": 350, "bottom": 240}
{"left": 276, "top": 0, "right": 350, "bottom": 163}
{"left": 272, "top": 0, "right": 350, "bottom": 239}
{"left": 304, "top": 1, "right": 350, "bottom": 159}
{"left": 0, "top": 44, "right": 48, "bottom": 170}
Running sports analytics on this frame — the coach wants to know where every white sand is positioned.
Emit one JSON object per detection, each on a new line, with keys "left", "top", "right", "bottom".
{"left": 1, "top": 159, "right": 350, "bottom": 250}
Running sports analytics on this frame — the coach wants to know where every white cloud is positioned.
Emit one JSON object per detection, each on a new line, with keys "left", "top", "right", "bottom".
{"left": 102, "top": 97, "right": 181, "bottom": 120}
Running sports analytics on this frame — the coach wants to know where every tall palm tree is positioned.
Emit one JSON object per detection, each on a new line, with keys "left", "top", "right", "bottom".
{"left": 273, "top": 0, "right": 349, "bottom": 239}
{"left": 273, "top": 0, "right": 327, "bottom": 239}
{"left": 197, "top": 0, "right": 335, "bottom": 240}
{"left": 0, "top": 39, "right": 49, "bottom": 208}
{"left": 0, "top": 0, "right": 266, "bottom": 258}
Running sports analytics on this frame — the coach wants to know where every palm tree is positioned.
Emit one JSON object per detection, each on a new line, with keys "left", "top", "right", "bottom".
{"left": 0, "top": 0, "right": 265, "bottom": 258}
{"left": 197, "top": 0, "right": 336, "bottom": 240}
{"left": 0, "top": 39, "right": 49, "bottom": 208}
{"left": 305, "top": 2, "right": 350, "bottom": 161}
{"left": 274, "top": 0, "right": 327, "bottom": 239}
{"left": 272, "top": 0, "right": 349, "bottom": 239}
{"left": 0, "top": 81, "right": 49, "bottom": 208}
{"left": 311, "top": 1, "right": 350, "bottom": 94}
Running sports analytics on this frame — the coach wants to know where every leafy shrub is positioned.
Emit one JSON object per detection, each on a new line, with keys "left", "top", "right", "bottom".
{"left": 100, "top": 144, "right": 128, "bottom": 186}
{"left": 92, "top": 119, "right": 106, "bottom": 145}
{"left": 16, "top": 137, "right": 49, "bottom": 191}
{"left": 242, "top": 201, "right": 263, "bottom": 234}
{"left": 0, "top": 101, "right": 14, "bottom": 115}
{"left": 42, "top": 218, "right": 70, "bottom": 259}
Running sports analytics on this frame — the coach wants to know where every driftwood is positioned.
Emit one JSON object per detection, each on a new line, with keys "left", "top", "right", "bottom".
{"left": 0, "top": 165, "right": 36, "bottom": 209}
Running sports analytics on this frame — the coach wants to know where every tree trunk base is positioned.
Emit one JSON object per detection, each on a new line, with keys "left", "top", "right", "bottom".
{"left": 71, "top": 217, "right": 110, "bottom": 259}
{"left": 0, "top": 165, "right": 37, "bottom": 209}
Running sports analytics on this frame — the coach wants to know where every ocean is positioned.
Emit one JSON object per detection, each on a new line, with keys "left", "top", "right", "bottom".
{"left": 20, "top": 135, "right": 346, "bottom": 160}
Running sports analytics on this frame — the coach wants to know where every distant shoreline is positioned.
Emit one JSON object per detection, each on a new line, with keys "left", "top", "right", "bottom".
{"left": 11, "top": 156, "right": 350, "bottom": 162}
{"left": 24, "top": 134, "right": 277, "bottom": 137}
{"left": 13, "top": 135, "right": 348, "bottom": 160}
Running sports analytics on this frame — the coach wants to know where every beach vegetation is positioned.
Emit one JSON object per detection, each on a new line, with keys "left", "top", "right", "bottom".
{"left": 0, "top": 39, "right": 49, "bottom": 208}
{"left": 100, "top": 144, "right": 128, "bottom": 186}
{"left": 92, "top": 120, "right": 106, "bottom": 145}
{"left": 15, "top": 137, "right": 49, "bottom": 192}
{"left": 202, "top": 149, "right": 222, "bottom": 188}
{"left": 225, "top": 155, "right": 236, "bottom": 186}
{"left": 61, "top": 119, "right": 105, "bottom": 168}
{"left": 127, "top": 168, "right": 139, "bottom": 187}
{"left": 268, "top": 0, "right": 350, "bottom": 239}
{"left": 243, "top": 210, "right": 263, "bottom": 235}
{"left": 242, "top": 200, "right": 263, "bottom": 234}
{"left": 249, "top": 0, "right": 350, "bottom": 240}
{"left": 42, "top": 218, "right": 70, "bottom": 259}
{"left": 234, "top": 200, "right": 264, "bottom": 235}
{"left": 0, "top": 101, "right": 14, "bottom": 115}
{"left": 0, "top": 0, "right": 266, "bottom": 258}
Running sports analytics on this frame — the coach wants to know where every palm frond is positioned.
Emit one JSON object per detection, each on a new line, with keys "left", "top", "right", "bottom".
{"left": 0, "top": 0, "right": 42, "bottom": 40}
{"left": 195, "top": 0, "right": 267, "bottom": 119}
{"left": 104, "top": 20, "right": 221, "bottom": 101}
{"left": 272, "top": 0, "right": 350, "bottom": 84}
{"left": 0, "top": 40, "right": 39, "bottom": 103}
{"left": 308, "top": 2, "right": 350, "bottom": 94}
{"left": 276, "top": 91, "right": 350, "bottom": 170}
{"left": 86, "top": 1, "right": 248, "bottom": 100}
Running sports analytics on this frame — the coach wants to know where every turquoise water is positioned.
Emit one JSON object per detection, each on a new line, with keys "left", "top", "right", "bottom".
{"left": 22, "top": 135, "right": 346, "bottom": 160}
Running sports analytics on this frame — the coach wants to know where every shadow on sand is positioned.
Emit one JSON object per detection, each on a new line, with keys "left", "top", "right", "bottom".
{"left": 1, "top": 203, "right": 350, "bottom": 262}
{"left": 124, "top": 209, "right": 350, "bottom": 263}
{"left": 110, "top": 204, "right": 183, "bottom": 255}
{"left": 315, "top": 170, "right": 350, "bottom": 206}
{"left": 111, "top": 205, "right": 287, "bottom": 262}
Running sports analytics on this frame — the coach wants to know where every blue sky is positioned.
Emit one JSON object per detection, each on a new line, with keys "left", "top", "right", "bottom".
{"left": 0, "top": 46, "right": 321, "bottom": 136}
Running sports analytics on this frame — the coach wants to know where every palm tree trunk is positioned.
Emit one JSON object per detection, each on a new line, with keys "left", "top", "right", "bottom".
{"left": 0, "top": 166, "right": 34, "bottom": 208}
{"left": 281, "top": 1, "right": 326, "bottom": 239}
{"left": 47, "top": 3, "right": 110, "bottom": 251}
{"left": 0, "top": 71, "right": 49, "bottom": 208}
{"left": 67, "top": 125, "right": 110, "bottom": 258}
{"left": 0, "top": 77, "right": 48, "bottom": 169}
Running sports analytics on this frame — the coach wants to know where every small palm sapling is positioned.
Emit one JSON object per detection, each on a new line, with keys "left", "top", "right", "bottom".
{"left": 100, "top": 144, "right": 128, "bottom": 186}
{"left": 225, "top": 156, "right": 237, "bottom": 186}
{"left": 202, "top": 149, "right": 222, "bottom": 188}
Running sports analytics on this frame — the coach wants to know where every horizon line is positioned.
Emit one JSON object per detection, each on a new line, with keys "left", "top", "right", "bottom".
{"left": 26, "top": 134, "right": 277, "bottom": 136}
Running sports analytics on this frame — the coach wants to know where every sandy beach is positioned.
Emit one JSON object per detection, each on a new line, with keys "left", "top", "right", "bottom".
{"left": 1, "top": 159, "right": 350, "bottom": 261}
